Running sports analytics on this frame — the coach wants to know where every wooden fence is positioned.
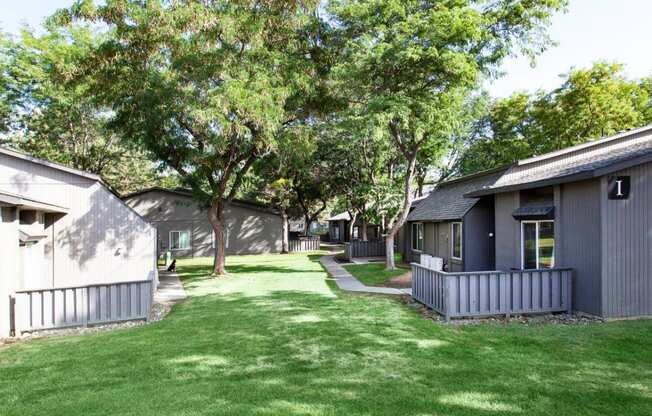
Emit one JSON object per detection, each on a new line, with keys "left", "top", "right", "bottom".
{"left": 344, "top": 240, "right": 386, "bottom": 259}
{"left": 411, "top": 263, "right": 572, "bottom": 320}
{"left": 289, "top": 237, "right": 321, "bottom": 252}
{"left": 13, "top": 279, "right": 153, "bottom": 334}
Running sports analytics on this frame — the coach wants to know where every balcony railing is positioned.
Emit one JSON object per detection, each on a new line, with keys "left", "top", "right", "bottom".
{"left": 411, "top": 263, "right": 572, "bottom": 320}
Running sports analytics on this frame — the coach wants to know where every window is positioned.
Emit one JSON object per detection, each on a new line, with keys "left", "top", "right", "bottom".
{"left": 352, "top": 226, "right": 360, "bottom": 240}
{"left": 521, "top": 221, "right": 554, "bottom": 269}
{"left": 332, "top": 226, "right": 340, "bottom": 240}
{"left": 451, "top": 222, "right": 462, "bottom": 260}
{"left": 170, "top": 230, "right": 190, "bottom": 250}
{"left": 411, "top": 223, "right": 424, "bottom": 251}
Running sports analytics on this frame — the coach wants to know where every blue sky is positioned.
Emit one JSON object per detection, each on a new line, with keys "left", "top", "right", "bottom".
{"left": 1, "top": 0, "right": 651, "bottom": 98}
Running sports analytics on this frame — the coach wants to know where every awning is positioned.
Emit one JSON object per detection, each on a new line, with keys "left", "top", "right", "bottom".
{"left": 512, "top": 206, "right": 555, "bottom": 220}
{"left": 19, "top": 230, "right": 48, "bottom": 244}
{"left": 0, "top": 190, "right": 69, "bottom": 213}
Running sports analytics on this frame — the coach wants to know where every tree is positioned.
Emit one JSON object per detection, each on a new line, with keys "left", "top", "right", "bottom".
{"left": 60, "top": 0, "right": 322, "bottom": 276}
{"left": 0, "top": 27, "right": 165, "bottom": 194}
{"left": 326, "top": 0, "right": 566, "bottom": 269}
{"left": 459, "top": 62, "right": 652, "bottom": 174}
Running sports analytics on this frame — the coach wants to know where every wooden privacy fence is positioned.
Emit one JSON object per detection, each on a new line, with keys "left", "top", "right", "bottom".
{"left": 289, "top": 236, "right": 321, "bottom": 252}
{"left": 411, "top": 263, "right": 572, "bottom": 320}
{"left": 345, "top": 240, "right": 386, "bottom": 259}
{"left": 13, "top": 279, "right": 153, "bottom": 334}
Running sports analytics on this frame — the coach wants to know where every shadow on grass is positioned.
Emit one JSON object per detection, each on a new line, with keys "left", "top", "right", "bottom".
{"left": 1, "top": 253, "right": 652, "bottom": 415}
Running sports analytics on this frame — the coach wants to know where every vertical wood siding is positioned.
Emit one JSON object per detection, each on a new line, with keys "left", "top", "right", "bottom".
{"left": 411, "top": 263, "right": 572, "bottom": 319}
{"left": 601, "top": 162, "right": 652, "bottom": 317}
{"left": 559, "top": 179, "right": 603, "bottom": 315}
{"left": 14, "top": 280, "right": 152, "bottom": 333}
{"left": 0, "top": 154, "right": 157, "bottom": 290}
{"left": 344, "top": 240, "right": 386, "bottom": 259}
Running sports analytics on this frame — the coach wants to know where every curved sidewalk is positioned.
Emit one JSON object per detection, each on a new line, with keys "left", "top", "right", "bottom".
{"left": 319, "top": 255, "right": 412, "bottom": 296}
{"left": 155, "top": 271, "right": 187, "bottom": 304}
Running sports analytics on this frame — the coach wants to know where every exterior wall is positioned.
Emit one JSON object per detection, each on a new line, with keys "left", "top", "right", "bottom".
{"left": 601, "top": 162, "right": 652, "bottom": 318}
{"left": 125, "top": 190, "right": 283, "bottom": 256}
{"left": 0, "top": 153, "right": 157, "bottom": 290}
{"left": 494, "top": 192, "right": 521, "bottom": 270}
{"left": 0, "top": 207, "right": 19, "bottom": 337}
{"left": 463, "top": 197, "right": 495, "bottom": 272}
{"left": 558, "top": 179, "right": 603, "bottom": 316}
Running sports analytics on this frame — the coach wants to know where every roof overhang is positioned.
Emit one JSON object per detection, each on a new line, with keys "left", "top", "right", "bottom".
{"left": 512, "top": 206, "right": 555, "bottom": 220}
{"left": 465, "top": 151, "right": 652, "bottom": 198}
{"left": 0, "top": 191, "right": 69, "bottom": 213}
{"left": 19, "top": 230, "right": 48, "bottom": 244}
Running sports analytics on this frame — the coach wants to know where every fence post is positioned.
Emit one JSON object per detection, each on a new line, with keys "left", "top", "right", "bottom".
{"left": 565, "top": 270, "right": 573, "bottom": 315}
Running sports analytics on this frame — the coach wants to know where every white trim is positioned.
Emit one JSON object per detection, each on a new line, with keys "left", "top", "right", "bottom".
{"left": 0, "top": 146, "right": 101, "bottom": 181}
{"left": 520, "top": 220, "right": 554, "bottom": 269}
{"left": 169, "top": 230, "right": 191, "bottom": 251}
{"left": 451, "top": 222, "right": 463, "bottom": 260}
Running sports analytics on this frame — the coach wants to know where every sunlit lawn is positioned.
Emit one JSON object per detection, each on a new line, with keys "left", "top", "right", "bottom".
{"left": 344, "top": 263, "right": 409, "bottom": 286}
{"left": 1, "top": 252, "right": 652, "bottom": 415}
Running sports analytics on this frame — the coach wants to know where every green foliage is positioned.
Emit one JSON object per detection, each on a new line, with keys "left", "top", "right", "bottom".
{"left": 459, "top": 62, "right": 652, "bottom": 174}
{"left": 324, "top": 0, "right": 566, "bottom": 268}
{"left": 0, "top": 27, "right": 164, "bottom": 193}
{"left": 58, "top": 0, "right": 321, "bottom": 206}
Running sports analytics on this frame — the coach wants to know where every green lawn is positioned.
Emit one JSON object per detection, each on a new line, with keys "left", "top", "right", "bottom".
{"left": 1, "top": 253, "right": 652, "bottom": 415}
{"left": 343, "top": 263, "right": 409, "bottom": 286}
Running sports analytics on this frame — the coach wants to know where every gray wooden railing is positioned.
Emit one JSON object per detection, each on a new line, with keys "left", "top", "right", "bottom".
{"left": 289, "top": 237, "right": 321, "bottom": 252}
{"left": 411, "top": 263, "right": 572, "bottom": 320}
{"left": 345, "top": 240, "right": 386, "bottom": 259}
{"left": 13, "top": 279, "right": 153, "bottom": 334}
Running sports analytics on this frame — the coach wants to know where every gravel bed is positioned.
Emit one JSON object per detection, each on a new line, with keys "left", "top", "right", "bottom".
{"left": 0, "top": 301, "right": 173, "bottom": 346}
{"left": 403, "top": 297, "right": 605, "bottom": 325}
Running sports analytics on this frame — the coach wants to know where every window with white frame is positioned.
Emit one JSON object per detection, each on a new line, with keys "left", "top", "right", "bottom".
{"left": 170, "top": 230, "right": 190, "bottom": 250}
{"left": 451, "top": 222, "right": 462, "bottom": 260}
{"left": 521, "top": 220, "right": 554, "bottom": 269}
{"left": 411, "top": 223, "right": 424, "bottom": 251}
{"left": 352, "top": 226, "right": 360, "bottom": 240}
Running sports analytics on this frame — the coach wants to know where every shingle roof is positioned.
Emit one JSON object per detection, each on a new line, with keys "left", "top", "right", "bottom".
{"left": 467, "top": 125, "right": 652, "bottom": 197}
{"left": 407, "top": 168, "right": 506, "bottom": 222}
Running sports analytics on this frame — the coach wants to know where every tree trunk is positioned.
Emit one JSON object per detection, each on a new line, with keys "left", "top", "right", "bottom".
{"left": 281, "top": 208, "right": 289, "bottom": 254}
{"left": 385, "top": 154, "right": 417, "bottom": 271}
{"left": 348, "top": 211, "right": 357, "bottom": 240}
{"left": 361, "top": 220, "right": 368, "bottom": 242}
{"left": 304, "top": 214, "right": 312, "bottom": 237}
{"left": 208, "top": 200, "right": 227, "bottom": 276}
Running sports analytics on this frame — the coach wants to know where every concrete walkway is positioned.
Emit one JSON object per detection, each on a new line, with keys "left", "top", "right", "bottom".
{"left": 154, "top": 271, "right": 187, "bottom": 304}
{"left": 319, "top": 255, "right": 412, "bottom": 296}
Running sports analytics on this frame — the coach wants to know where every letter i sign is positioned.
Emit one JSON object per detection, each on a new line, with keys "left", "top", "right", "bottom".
{"left": 608, "top": 176, "right": 631, "bottom": 200}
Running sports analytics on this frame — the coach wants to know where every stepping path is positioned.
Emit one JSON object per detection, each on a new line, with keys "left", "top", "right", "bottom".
{"left": 319, "top": 255, "right": 412, "bottom": 296}
{"left": 155, "top": 271, "right": 187, "bottom": 304}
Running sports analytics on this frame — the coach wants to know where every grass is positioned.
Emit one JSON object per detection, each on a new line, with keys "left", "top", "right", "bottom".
{"left": 1, "top": 252, "right": 652, "bottom": 415}
{"left": 343, "top": 263, "right": 409, "bottom": 286}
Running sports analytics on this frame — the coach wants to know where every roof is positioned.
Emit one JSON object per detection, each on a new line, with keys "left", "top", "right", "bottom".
{"left": 0, "top": 190, "right": 69, "bottom": 213}
{"left": 408, "top": 167, "right": 506, "bottom": 222}
{"left": 467, "top": 125, "right": 652, "bottom": 197}
{"left": 122, "top": 187, "right": 279, "bottom": 214}
{"left": 327, "top": 211, "right": 351, "bottom": 221}
{"left": 0, "top": 147, "right": 101, "bottom": 181}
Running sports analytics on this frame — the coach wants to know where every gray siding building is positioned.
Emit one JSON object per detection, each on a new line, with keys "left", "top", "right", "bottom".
{"left": 123, "top": 188, "right": 284, "bottom": 257}
{"left": 0, "top": 148, "right": 157, "bottom": 338}
{"left": 409, "top": 125, "right": 652, "bottom": 318}
{"left": 403, "top": 168, "right": 505, "bottom": 272}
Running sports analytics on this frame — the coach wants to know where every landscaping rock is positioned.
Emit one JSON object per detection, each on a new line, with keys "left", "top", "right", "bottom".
{"left": 402, "top": 297, "right": 605, "bottom": 326}
{"left": 0, "top": 301, "right": 174, "bottom": 346}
